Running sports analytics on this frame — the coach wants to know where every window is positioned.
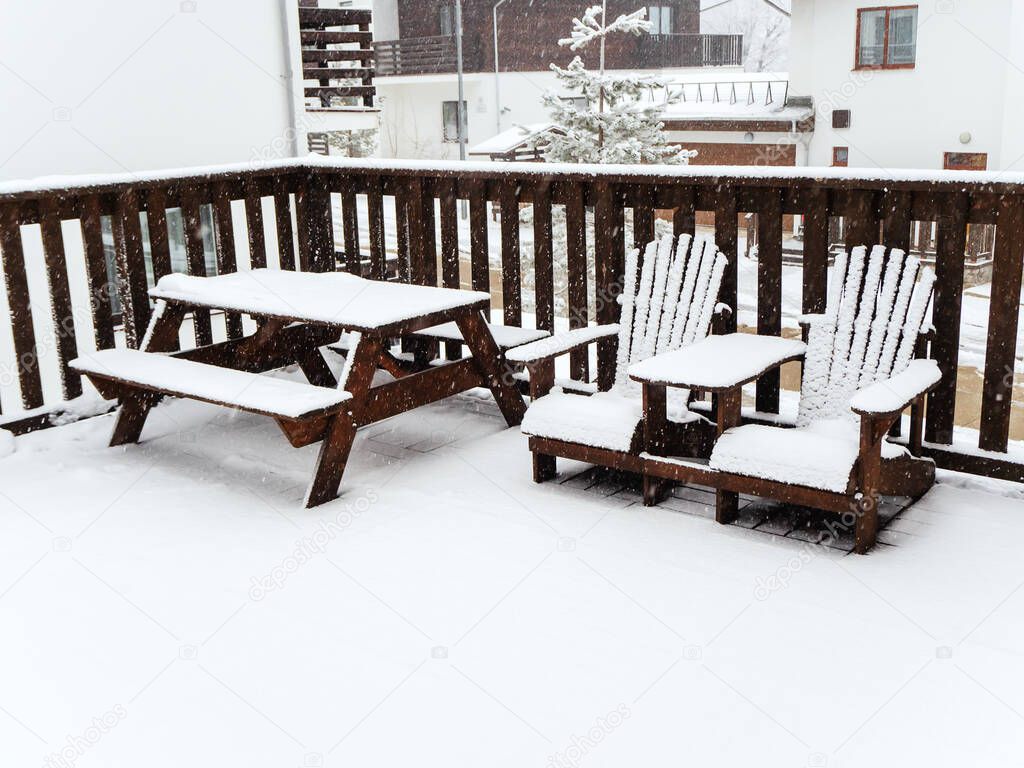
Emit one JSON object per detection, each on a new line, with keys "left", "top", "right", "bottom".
{"left": 439, "top": 4, "right": 454, "bottom": 35}
{"left": 833, "top": 146, "right": 850, "bottom": 167}
{"left": 832, "top": 109, "right": 851, "bottom": 129}
{"left": 647, "top": 6, "right": 673, "bottom": 34}
{"left": 442, "top": 100, "right": 467, "bottom": 142}
{"left": 944, "top": 152, "right": 988, "bottom": 171}
{"left": 559, "top": 96, "right": 588, "bottom": 111}
{"left": 856, "top": 6, "right": 918, "bottom": 69}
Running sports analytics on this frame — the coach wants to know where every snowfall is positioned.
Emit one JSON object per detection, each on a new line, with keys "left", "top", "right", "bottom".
{"left": 3, "top": 355, "right": 1024, "bottom": 768}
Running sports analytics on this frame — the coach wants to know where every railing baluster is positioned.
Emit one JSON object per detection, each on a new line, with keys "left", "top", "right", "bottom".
{"left": 801, "top": 188, "right": 829, "bottom": 316}
{"left": 979, "top": 194, "right": 1024, "bottom": 452}
{"left": 633, "top": 186, "right": 655, "bottom": 252}
{"left": 0, "top": 203, "right": 44, "bottom": 409}
{"left": 113, "top": 189, "right": 153, "bottom": 350}
{"left": 881, "top": 190, "right": 912, "bottom": 253}
{"left": 340, "top": 179, "right": 360, "bottom": 275}
{"left": 242, "top": 179, "right": 267, "bottom": 269}
{"left": 673, "top": 186, "right": 696, "bottom": 239}
{"left": 439, "top": 179, "right": 460, "bottom": 360}
{"left": 273, "top": 184, "right": 296, "bottom": 271}
{"left": 79, "top": 196, "right": 116, "bottom": 352}
{"left": 533, "top": 180, "right": 554, "bottom": 335}
{"left": 927, "top": 192, "right": 968, "bottom": 445}
{"left": 756, "top": 189, "right": 783, "bottom": 414}
{"left": 419, "top": 180, "right": 437, "bottom": 287}
{"left": 212, "top": 183, "right": 243, "bottom": 339}
{"left": 367, "top": 177, "right": 386, "bottom": 279}
{"left": 565, "top": 182, "right": 589, "bottom": 381}
{"left": 295, "top": 174, "right": 334, "bottom": 273}
{"left": 146, "top": 188, "right": 173, "bottom": 282}
{"left": 469, "top": 180, "right": 490, "bottom": 305}
{"left": 395, "top": 185, "right": 410, "bottom": 283}
{"left": 714, "top": 188, "right": 738, "bottom": 334}
{"left": 594, "top": 182, "right": 622, "bottom": 391}
{"left": 39, "top": 197, "right": 82, "bottom": 399}
{"left": 499, "top": 179, "right": 522, "bottom": 326}
{"left": 405, "top": 177, "right": 428, "bottom": 286}
{"left": 181, "top": 187, "right": 212, "bottom": 347}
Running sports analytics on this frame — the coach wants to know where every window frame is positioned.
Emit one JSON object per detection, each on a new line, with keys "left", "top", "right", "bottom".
{"left": 647, "top": 5, "right": 674, "bottom": 35}
{"left": 832, "top": 146, "right": 850, "bottom": 167}
{"left": 943, "top": 152, "right": 988, "bottom": 171}
{"left": 441, "top": 100, "right": 467, "bottom": 143}
{"left": 855, "top": 5, "right": 918, "bottom": 70}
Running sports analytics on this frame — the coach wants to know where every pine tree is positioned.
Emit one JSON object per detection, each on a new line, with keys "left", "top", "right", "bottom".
{"left": 537, "top": 4, "right": 695, "bottom": 165}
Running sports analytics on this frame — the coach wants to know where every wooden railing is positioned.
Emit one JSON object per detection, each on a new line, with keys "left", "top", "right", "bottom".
{"left": 373, "top": 35, "right": 480, "bottom": 77}
{"left": 299, "top": 3, "right": 375, "bottom": 108}
{"left": 0, "top": 159, "right": 1022, "bottom": 484}
{"left": 641, "top": 33, "right": 744, "bottom": 69}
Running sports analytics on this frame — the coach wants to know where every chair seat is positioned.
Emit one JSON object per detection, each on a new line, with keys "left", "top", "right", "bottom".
{"left": 522, "top": 390, "right": 693, "bottom": 453}
{"left": 709, "top": 418, "right": 907, "bottom": 493}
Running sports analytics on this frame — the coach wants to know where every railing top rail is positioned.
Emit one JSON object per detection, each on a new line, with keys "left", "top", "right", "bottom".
{"left": 2, "top": 156, "right": 1024, "bottom": 201}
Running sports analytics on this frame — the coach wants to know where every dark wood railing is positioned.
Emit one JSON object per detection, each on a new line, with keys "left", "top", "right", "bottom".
{"left": 373, "top": 35, "right": 480, "bottom": 77}
{"left": 640, "top": 33, "right": 744, "bottom": 69}
{"left": 299, "top": 4, "right": 375, "bottom": 108}
{"left": 0, "top": 159, "right": 1021, "bottom": 484}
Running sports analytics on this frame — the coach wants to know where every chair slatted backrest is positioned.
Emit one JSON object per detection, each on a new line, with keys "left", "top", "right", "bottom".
{"left": 613, "top": 234, "right": 728, "bottom": 398}
{"left": 798, "top": 244, "right": 936, "bottom": 427}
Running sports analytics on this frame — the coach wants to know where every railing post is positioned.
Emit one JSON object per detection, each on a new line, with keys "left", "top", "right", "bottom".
{"left": 295, "top": 172, "right": 334, "bottom": 273}
{"left": 112, "top": 189, "right": 152, "bottom": 350}
{"left": 979, "top": 194, "right": 1024, "bottom": 453}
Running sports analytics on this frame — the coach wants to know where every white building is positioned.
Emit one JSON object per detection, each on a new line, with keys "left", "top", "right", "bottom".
{"left": 789, "top": 0, "right": 1024, "bottom": 172}
{"left": 0, "top": 0, "right": 379, "bottom": 182}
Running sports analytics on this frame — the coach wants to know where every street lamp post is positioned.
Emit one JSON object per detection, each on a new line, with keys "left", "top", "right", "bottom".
{"left": 492, "top": 0, "right": 509, "bottom": 134}
{"left": 454, "top": 0, "right": 468, "bottom": 162}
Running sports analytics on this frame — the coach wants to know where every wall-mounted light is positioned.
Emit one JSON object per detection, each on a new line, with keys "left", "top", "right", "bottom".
{"left": 959, "top": 131, "right": 972, "bottom": 145}
{"left": 744, "top": 132, "right": 755, "bottom": 143}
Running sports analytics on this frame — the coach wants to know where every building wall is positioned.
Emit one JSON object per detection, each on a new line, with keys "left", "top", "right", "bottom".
{"left": 790, "top": 0, "right": 1022, "bottom": 172}
{"left": 391, "top": 0, "right": 700, "bottom": 72}
{"left": 0, "top": 0, "right": 304, "bottom": 181}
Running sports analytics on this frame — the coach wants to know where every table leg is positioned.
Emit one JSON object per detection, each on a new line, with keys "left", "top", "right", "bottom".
{"left": 715, "top": 387, "right": 742, "bottom": 524}
{"left": 339, "top": 331, "right": 387, "bottom": 417}
{"left": 455, "top": 311, "right": 527, "bottom": 427}
{"left": 305, "top": 412, "right": 358, "bottom": 508}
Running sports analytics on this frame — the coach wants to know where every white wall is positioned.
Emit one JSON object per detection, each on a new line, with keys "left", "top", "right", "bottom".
{"left": 790, "top": 0, "right": 1020, "bottom": 171}
{"left": 0, "top": 0, "right": 297, "bottom": 181}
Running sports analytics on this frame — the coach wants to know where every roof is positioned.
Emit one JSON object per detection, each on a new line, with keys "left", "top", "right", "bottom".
{"left": 468, "top": 124, "right": 555, "bottom": 156}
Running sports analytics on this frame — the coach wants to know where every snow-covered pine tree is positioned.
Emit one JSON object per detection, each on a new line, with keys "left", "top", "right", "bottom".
{"left": 537, "top": 4, "right": 696, "bottom": 165}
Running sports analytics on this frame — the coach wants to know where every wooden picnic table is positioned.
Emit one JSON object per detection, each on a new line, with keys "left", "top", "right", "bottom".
{"left": 74, "top": 269, "right": 527, "bottom": 507}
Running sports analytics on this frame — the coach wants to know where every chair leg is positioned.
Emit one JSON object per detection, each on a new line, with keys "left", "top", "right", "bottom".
{"left": 853, "top": 493, "right": 879, "bottom": 554}
{"left": 643, "top": 476, "right": 672, "bottom": 506}
{"left": 533, "top": 451, "right": 556, "bottom": 483}
{"left": 716, "top": 490, "right": 739, "bottom": 524}
{"left": 109, "top": 393, "right": 154, "bottom": 447}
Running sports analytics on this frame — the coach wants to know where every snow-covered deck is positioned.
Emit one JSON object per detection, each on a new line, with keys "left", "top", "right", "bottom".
{"left": 3, "top": 381, "right": 1024, "bottom": 766}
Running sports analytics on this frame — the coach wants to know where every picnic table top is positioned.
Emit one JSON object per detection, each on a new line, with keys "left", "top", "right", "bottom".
{"left": 629, "top": 333, "right": 807, "bottom": 391}
{"left": 149, "top": 269, "right": 491, "bottom": 334}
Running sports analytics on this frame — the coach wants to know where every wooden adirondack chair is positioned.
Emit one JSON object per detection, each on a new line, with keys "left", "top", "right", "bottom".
{"left": 661, "top": 243, "right": 940, "bottom": 553}
{"left": 506, "top": 232, "right": 729, "bottom": 485}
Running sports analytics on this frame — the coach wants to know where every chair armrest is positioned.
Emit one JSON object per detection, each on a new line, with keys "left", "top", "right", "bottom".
{"left": 849, "top": 359, "right": 942, "bottom": 418}
{"left": 797, "top": 312, "right": 830, "bottom": 330}
{"left": 505, "top": 324, "right": 619, "bottom": 365}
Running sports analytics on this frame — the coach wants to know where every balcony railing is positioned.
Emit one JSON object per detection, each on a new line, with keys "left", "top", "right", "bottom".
{"left": 373, "top": 32, "right": 742, "bottom": 77}
{"left": 373, "top": 35, "right": 481, "bottom": 77}
{"left": 641, "top": 33, "right": 744, "bottom": 68}
{"left": 0, "top": 159, "right": 1022, "bottom": 485}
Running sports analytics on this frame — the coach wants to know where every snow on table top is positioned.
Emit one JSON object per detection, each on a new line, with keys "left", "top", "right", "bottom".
{"left": 628, "top": 333, "right": 806, "bottom": 389}
{"left": 71, "top": 349, "right": 351, "bottom": 419}
{"left": 149, "top": 269, "right": 490, "bottom": 331}
{"left": 850, "top": 359, "right": 941, "bottom": 415}
{"left": 413, "top": 321, "right": 550, "bottom": 349}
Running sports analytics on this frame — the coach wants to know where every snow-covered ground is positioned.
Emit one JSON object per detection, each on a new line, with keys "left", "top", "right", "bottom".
{"left": 3, "top": 370, "right": 1024, "bottom": 767}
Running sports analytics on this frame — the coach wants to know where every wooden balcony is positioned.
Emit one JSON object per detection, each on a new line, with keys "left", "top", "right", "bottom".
{"left": 372, "top": 33, "right": 741, "bottom": 77}
{"left": 0, "top": 159, "right": 1022, "bottom": 486}
{"left": 299, "top": 3, "right": 375, "bottom": 108}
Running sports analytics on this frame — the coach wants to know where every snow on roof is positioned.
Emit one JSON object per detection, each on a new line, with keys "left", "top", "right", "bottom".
{"left": 469, "top": 124, "right": 554, "bottom": 156}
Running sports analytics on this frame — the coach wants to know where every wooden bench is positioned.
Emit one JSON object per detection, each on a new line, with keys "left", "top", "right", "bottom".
{"left": 71, "top": 349, "right": 356, "bottom": 508}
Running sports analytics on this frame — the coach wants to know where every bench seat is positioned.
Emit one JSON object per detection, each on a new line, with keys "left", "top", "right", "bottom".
{"left": 71, "top": 349, "right": 351, "bottom": 421}
{"left": 409, "top": 321, "right": 550, "bottom": 350}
